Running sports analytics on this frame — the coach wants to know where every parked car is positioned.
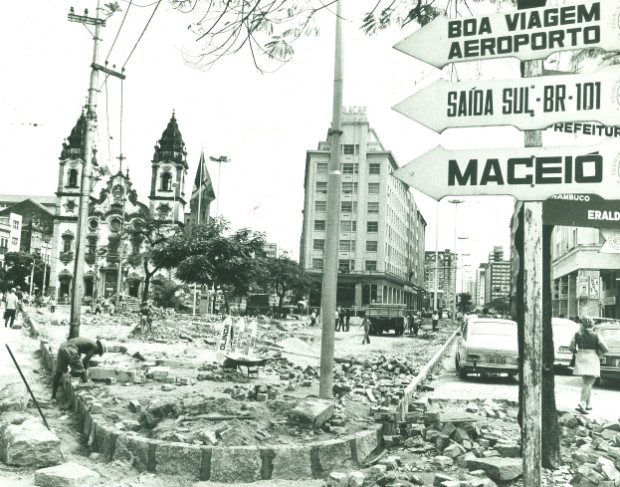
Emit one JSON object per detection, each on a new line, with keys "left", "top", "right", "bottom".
{"left": 365, "top": 304, "right": 406, "bottom": 335}
{"left": 552, "top": 317, "right": 580, "bottom": 369}
{"left": 455, "top": 318, "right": 518, "bottom": 380}
{"left": 598, "top": 323, "right": 620, "bottom": 382}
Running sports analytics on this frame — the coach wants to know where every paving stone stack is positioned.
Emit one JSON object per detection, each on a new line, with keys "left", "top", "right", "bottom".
{"left": 559, "top": 413, "right": 620, "bottom": 487}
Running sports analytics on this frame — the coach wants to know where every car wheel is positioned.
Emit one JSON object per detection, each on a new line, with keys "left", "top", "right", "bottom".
{"left": 458, "top": 366, "right": 468, "bottom": 380}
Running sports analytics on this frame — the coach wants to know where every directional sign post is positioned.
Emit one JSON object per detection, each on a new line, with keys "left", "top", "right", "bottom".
{"left": 543, "top": 194, "right": 620, "bottom": 228}
{"left": 393, "top": 140, "right": 620, "bottom": 201}
{"left": 393, "top": 66, "right": 620, "bottom": 132}
{"left": 394, "top": 1, "right": 620, "bottom": 68}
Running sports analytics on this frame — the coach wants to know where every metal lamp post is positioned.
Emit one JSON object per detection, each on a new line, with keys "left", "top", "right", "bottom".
{"left": 448, "top": 199, "right": 464, "bottom": 320}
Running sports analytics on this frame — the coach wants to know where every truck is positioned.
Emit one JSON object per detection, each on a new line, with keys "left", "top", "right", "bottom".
{"left": 365, "top": 304, "right": 407, "bottom": 336}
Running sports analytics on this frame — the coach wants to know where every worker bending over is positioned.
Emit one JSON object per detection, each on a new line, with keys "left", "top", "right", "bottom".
{"left": 52, "top": 337, "right": 106, "bottom": 399}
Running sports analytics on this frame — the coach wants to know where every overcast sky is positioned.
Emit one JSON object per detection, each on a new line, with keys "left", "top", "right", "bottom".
{"left": 0, "top": 0, "right": 599, "bottom": 290}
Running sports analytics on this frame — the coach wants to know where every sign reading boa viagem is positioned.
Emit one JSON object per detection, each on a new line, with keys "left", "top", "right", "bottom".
{"left": 393, "top": 141, "right": 620, "bottom": 201}
{"left": 394, "top": 1, "right": 620, "bottom": 68}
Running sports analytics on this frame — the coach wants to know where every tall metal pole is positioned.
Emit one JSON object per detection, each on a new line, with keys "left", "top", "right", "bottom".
{"left": 193, "top": 153, "right": 204, "bottom": 317}
{"left": 41, "top": 254, "right": 48, "bottom": 297}
{"left": 433, "top": 203, "right": 439, "bottom": 313}
{"left": 319, "top": 0, "right": 343, "bottom": 400}
{"left": 448, "top": 199, "right": 463, "bottom": 319}
{"left": 69, "top": 0, "right": 104, "bottom": 339}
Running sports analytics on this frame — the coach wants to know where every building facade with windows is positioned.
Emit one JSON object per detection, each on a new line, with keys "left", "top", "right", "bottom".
{"left": 483, "top": 247, "right": 510, "bottom": 306}
{"left": 423, "top": 250, "right": 457, "bottom": 312}
{"left": 299, "top": 108, "right": 426, "bottom": 311}
{"left": 551, "top": 226, "right": 620, "bottom": 319}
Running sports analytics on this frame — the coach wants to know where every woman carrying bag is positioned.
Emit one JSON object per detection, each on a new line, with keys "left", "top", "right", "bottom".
{"left": 569, "top": 318, "right": 609, "bottom": 414}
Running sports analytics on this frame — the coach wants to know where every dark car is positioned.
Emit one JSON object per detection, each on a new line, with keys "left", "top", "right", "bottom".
{"left": 598, "top": 323, "right": 620, "bottom": 382}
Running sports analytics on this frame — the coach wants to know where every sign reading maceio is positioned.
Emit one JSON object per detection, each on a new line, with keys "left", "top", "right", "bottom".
{"left": 393, "top": 141, "right": 620, "bottom": 201}
{"left": 393, "top": 66, "right": 620, "bottom": 133}
{"left": 394, "top": 1, "right": 620, "bottom": 68}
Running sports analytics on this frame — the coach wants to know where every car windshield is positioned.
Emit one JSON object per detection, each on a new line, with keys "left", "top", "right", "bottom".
{"left": 599, "top": 328, "right": 620, "bottom": 348}
{"left": 470, "top": 322, "right": 516, "bottom": 336}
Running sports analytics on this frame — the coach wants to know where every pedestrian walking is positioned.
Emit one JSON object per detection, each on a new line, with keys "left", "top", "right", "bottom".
{"left": 49, "top": 296, "right": 56, "bottom": 313}
{"left": 570, "top": 318, "right": 608, "bottom": 414}
{"left": 310, "top": 309, "right": 317, "bottom": 327}
{"left": 432, "top": 310, "right": 439, "bottom": 331}
{"left": 334, "top": 309, "right": 340, "bottom": 331}
{"left": 338, "top": 307, "right": 345, "bottom": 331}
{"left": 52, "top": 337, "right": 106, "bottom": 399}
{"left": 361, "top": 316, "right": 370, "bottom": 344}
{"left": 4, "top": 288, "right": 19, "bottom": 328}
{"left": 344, "top": 308, "right": 351, "bottom": 332}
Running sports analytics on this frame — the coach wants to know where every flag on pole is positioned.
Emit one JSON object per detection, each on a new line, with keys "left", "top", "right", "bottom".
{"left": 190, "top": 150, "right": 216, "bottom": 222}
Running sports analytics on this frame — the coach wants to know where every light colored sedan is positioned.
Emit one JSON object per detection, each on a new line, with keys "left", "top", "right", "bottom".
{"left": 552, "top": 317, "right": 580, "bottom": 368}
{"left": 455, "top": 318, "right": 518, "bottom": 379}
{"left": 598, "top": 324, "right": 620, "bottom": 382}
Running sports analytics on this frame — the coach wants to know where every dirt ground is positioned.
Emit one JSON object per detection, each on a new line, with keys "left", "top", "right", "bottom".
{"left": 0, "top": 306, "right": 455, "bottom": 486}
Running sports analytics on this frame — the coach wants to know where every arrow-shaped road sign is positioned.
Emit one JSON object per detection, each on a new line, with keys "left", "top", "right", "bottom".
{"left": 394, "top": 1, "right": 620, "bottom": 68}
{"left": 393, "top": 66, "right": 620, "bottom": 133}
{"left": 393, "top": 141, "right": 620, "bottom": 201}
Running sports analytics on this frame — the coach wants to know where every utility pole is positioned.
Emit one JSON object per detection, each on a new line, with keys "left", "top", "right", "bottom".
{"left": 29, "top": 261, "right": 35, "bottom": 297}
{"left": 67, "top": 2, "right": 122, "bottom": 338}
{"left": 41, "top": 254, "right": 48, "bottom": 297}
{"left": 433, "top": 204, "right": 439, "bottom": 313}
{"left": 448, "top": 199, "right": 463, "bottom": 320}
{"left": 319, "top": 0, "right": 344, "bottom": 400}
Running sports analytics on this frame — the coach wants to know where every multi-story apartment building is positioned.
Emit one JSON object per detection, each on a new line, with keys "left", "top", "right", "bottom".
{"left": 0, "top": 212, "right": 23, "bottom": 266}
{"left": 484, "top": 247, "right": 510, "bottom": 305}
{"left": 424, "top": 250, "right": 457, "bottom": 312}
{"left": 299, "top": 107, "right": 426, "bottom": 311}
{"left": 475, "top": 265, "right": 487, "bottom": 308}
{"left": 551, "top": 226, "right": 620, "bottom": 319}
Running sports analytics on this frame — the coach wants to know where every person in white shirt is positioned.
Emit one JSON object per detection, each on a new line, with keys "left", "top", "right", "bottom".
{"left": 4, "top": 288, "right": 19, "bottom": 328}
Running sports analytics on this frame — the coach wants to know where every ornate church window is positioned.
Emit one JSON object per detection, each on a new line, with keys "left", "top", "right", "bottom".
{"left": 68, "top": 169, "right": 78, "bottom": 188}
{"left": 160, "top": 172, "right": 172, "bottom": 191}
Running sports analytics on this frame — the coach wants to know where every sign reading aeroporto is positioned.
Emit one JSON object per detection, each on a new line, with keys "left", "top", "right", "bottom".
{"left": 393, "top": 141, "right": 620, "bottom": 201}
{"left": 393, "top": 66, "right": 620, "bottom": 133}
{"left": 394, "top": 1, "right": 620, "bottom": 68}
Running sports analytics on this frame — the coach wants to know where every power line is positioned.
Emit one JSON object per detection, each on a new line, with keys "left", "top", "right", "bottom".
{"left": 122, "top": 0, "right": 162, "bottom": 70}
{"left": 106, "top": 0, "right": 134, "bottom": 63}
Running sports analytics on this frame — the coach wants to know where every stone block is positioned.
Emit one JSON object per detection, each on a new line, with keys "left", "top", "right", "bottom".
{"left": 443, "top": 442, "right": 466, "bottom": 458}
{"left": 314, "top": 439, "right": 353, "bottom": 474}
{"left": 147, "top": 366, "right": 170, "bottom": 381}
{"left": 128, "top": 400, "right": 141, "bottom": 412}
{"left": 94, "top": 423, "right": 118, "bottom": 460}
{"left": 270, "top": 445, "right": 312, "bottom": 479}
{"left": 34, "top": 462, "right": 100, "bottom": 487}
{"left": 155, "top": 442, "right": 202, "bottom": 477}
{"left": 0, "top": 381, "right": 29, "bottom": 412}
{"left": 0, "top": 417, "right": 63, "bottom": 467}
{"left": 348, "top": 471, "right": 365, "bottom": 487}
{"left": 328, "top": 472, "right": 348, "bottom": 487}
{"left": 495, "top": 443, "right": 520, "bottom": 458}
{"left": 434, "top": 473, "right": 457, "bottom": 486}
{"left": 289, "top": 398, "right": 334, "bottom": 429}
{"left": 434, "top": 455, "right": 454, "bottom": 468}
{"left": 466, "top": 457, "right": 523, "bottom": 482}
{"left": 89, "top": 366, "right": 136, "bottom": 383}
{"left": 210, "top": 447, "right": 262, "bottom": 483}
{"left": 354, "top": 428, "right": 380, "bottom": 464}
{"left": 112, "top": 436, "right": 150, "bottom": 472}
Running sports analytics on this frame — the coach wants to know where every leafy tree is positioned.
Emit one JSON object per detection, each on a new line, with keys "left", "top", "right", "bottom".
{"left": 152, "top": 279, "right": 190, "bottom": 310}
{"left": 1, "top": 252, "right": 35, "bottom": 290}
{"left": 457, "top": 292, "right": 472, "bottom": 313}
{"left": 152, "top": 217, "right": 267, "bottom": 313}
{"left": 487, "top": 296, "right": 510, "bottom": 314}
{"left": 124, "top": 213, "right": 176, "bottom": 303}
{"left": 262, "top": 255, "right": 312, "bottom": 308}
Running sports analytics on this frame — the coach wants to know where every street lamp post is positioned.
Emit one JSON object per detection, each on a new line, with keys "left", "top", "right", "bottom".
{"left": 210, "top": 156, "right": 231, "bottom": 217}
{"left": 448, "top": 199, "right": 464, "bottom": 320}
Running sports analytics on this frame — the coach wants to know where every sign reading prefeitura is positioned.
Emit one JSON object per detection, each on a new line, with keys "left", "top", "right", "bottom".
{"left": 394, "top": 1, "right": 620, "bottom": 68}
{"left": 393, "top": 66, "right": 620, "bottom": 133}
{"left": 393, "top": 141, "right": 620, "bottom": 201}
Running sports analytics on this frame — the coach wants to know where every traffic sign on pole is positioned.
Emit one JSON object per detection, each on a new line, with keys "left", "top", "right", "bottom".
{"left": 543, "top": 194, "right": 620, "bottom": 228}
{"left": 393, "top": 66, "right": 620, "bottom": 133}
{"left": 394, "top": 1, "right": 620, "bottom": 68}
{"left": 393, "top": 141, "right": 620, "bottom": 201}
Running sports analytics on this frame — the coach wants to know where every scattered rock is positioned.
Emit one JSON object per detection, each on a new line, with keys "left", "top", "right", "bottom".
{"left": 466, "top": 457, "right": 523, "bottom": 482}
{"left": 34, "top": 462, "right": 100, "bottom": 487}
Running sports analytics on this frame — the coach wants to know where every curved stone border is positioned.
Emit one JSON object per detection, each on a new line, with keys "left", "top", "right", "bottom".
{"left": 392, "top": 327, "right": 460, "bottom": 421}
{"left": 38, "top": 339, "right": 383, "bottom": 482}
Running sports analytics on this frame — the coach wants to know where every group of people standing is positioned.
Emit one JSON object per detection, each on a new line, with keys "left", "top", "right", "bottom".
{"left": 334, "top": 307, "right": 351, "bottom": 332}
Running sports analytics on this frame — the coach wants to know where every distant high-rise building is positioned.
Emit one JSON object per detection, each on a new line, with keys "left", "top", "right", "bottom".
{"left": 299, "top": 107, "right": 426, "bottom": 310}
{"left": 484, "top": 247, "right": 510, "bottom": 306}
{"left": 424, "top": 250, "right": 457, "bottom": 312}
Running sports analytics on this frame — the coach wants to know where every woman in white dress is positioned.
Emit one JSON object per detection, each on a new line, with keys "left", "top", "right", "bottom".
{"left": 569, "top": 318, "right": 608, "bottom": 414}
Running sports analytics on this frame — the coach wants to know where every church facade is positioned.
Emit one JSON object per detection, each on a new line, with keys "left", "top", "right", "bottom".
{"left": 46, "top": 111, "right": 207, "bottom": 301}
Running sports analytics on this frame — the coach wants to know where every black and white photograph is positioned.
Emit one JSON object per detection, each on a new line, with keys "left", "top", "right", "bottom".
{"left": 0, "top": 0, "right": 619, "bottom": 486}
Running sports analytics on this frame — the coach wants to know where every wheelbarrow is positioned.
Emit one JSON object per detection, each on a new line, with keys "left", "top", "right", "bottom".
{"left": 223, "top": 353, "right": 270, "bottom": 377}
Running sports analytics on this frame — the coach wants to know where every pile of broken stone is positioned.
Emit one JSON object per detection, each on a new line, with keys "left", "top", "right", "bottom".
{"left": 326, "top": 398, "right": 620, "bottom": 487}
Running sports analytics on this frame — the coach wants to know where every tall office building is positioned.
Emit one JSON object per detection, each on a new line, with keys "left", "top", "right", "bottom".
{"left": 484, "top": 247, "right": 510, "bottom": 305}
{"left": 424, "top": 250, "right": 457, "bottom": 312}
{"left": 299, "top": 107, "right": 426, "bottom": 311}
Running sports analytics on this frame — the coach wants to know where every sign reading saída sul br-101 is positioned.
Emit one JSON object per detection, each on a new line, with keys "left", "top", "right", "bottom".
{"left": 394, "top": 1, "right": 620, "bottom": 68}
{"left": 393, "top": 66, "right": 620, "bottom": 133}
{"left": 543, "top": 194, "right": 620, "bottom": 228}
{"left": 393, "top": 141, "right": 620, "bottom": 201}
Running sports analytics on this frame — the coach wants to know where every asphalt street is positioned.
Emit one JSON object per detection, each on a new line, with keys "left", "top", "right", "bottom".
{"left": 424, "top": 341, "right": 620, "bottom": 422}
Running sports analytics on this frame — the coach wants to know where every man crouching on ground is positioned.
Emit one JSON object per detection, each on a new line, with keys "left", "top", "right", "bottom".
{"left": 52, "top": 337, "right": 106, "bottom": 399}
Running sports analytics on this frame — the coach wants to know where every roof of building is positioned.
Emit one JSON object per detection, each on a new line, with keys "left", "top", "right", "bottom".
{"left": 0, "top": 195, "right": 57, "bottom": 207}
{"left": 153, "top": 111, "right": 188, "bottom": 168}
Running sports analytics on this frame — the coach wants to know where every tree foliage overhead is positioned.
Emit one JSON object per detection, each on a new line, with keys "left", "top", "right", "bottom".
{"left": 262, "top": 255, "right": 311, "bottom": 307}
